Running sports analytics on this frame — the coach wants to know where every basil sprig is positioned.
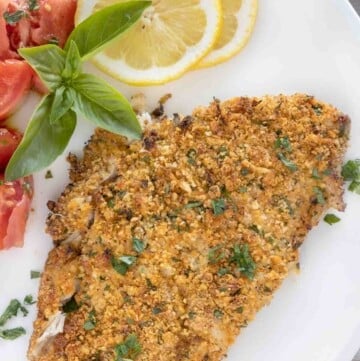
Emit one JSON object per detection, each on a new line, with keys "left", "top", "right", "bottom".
{"left": 5, "top": 1, "right": 151, "bottom": 181}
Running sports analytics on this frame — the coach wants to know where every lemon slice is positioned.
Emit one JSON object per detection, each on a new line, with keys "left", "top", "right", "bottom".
{"left": 76, "top": 0, "right": 223, "bottom": 85}
{"left": 197, "top": 0, "right": 258, "bottom": 68}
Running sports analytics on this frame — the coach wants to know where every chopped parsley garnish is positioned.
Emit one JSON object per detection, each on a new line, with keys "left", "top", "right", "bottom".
{"left": 249, "top": 224, "right": 264, "bottom": 237}
{"left": 274, "top": 136, "right": 292, "bottom": 152}
{"left": 132, "top": 238, "right": 145, "bottom": 253}
{"left": 145, "top": 278, "right": 157, "bottom": 291}
{"left": 0, "top": 327, "right": 26, "bottom": 340}
{"left": 112, "top": 255, "right": 137, "bottom": 275}
{"left": 30, "top": 270, "right": 41, "bottom": 279}
{"left": 235, "top": 306, "right": 244, "bottom": 313}
{"left": 84, "top": 310, "right": 96, "bottom": 331}
{"left": 277, "top": 153, "right": 298, "bottom": 172}
{"left": 342, "top": 160, "right": 360, "bottom": 194}
{"left": 45, "top": 170, "right": 53, "bottom": 179}
{"left": 3, "top": 10, "right": 26, "bottom": 25}
{"left": 62, "top": 295, "right": 80, "bottom": 313}
{"left": 24, "top": 295, "right": 36, "bottom": 305}
{"left": 311, "top": 168, "right": 322, "bottom": 179}
{"left": 240, "top": 167, "right": 249, "bottom": 176}
{"left": 231, "top": 244, "right": 256, "bottom": 280}
{"left": 184, "top": 200, "right": 203, "bottom": 209}
{"left": 28, "top": 0, "right": 39, "bottom": 11}
{"left": 213, "top": 309, "right": 224, "bottom": 319}
{"left": 211, "top": 198, "right": 226, "bottom": 215}
{"left": 152, "top": 307, "right": 163, "bottom": 315}
{"left": 186, "top": 148, "right": 197, "bottom": 165}
{"left": 115, "top": 334, "right": 142, "bottom": 361}
{"left": 208, "top": 245, "right": 225, "bottom": 264}
{"left": 217, "top": 267, "right": 229, "bottom": 276}
{"left": 0, "top": 300, "right": 26, "bottom": 327}
{"left": 218, "top": 145, "right": 229, "bottom": 160}
{"left": 324, "top": 214, "right": 341, "bottom": 225}
{"left": 312, "top": 104, "right": 323, "bottom": 115}
{"left": 313, "top": 186, "right": 325, "bottom": 205}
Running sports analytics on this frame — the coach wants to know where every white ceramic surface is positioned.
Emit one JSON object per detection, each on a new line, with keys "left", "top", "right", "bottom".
{"left": 1, "top": 0, "right": 360, "bottom": 360}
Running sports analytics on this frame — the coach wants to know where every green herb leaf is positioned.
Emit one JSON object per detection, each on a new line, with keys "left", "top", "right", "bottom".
{"left": 311, "top": 168, "right": 322, "bottom": 180}
{"left": 132, "top": 238, "right": 145, "bottom": 253}
{"left": 49, "top": 86, "right": 74, "bottom": 124}
{"left": 274, "top": 136, "right": 292, "bottom": 152}
{"left": 84, "top": 310, "right": 96, "bottom": 331}
{"left": 62, "top": 295, "right": 80, "bottom": 314}
{"left": 213, "top": 309, "right": 224, "bottom": 319}
{"left": 0, "top": 327, "right": 26, "bottom": 340}
{"left": 62, "top": 40, "right": 82, "bottom": 80}
{"left": 65, "top": 1, "right": 151, "bottom": 59}
{"left": 19, "top": 45, "right": 66, "bottom": 91}
{"left": 30, "top": 270, "right": 41, "bottom": 279}
{"left": 111, "top": 255, "right": 137, "bottom": 275}
{"left": 24, "top": 295, "right": 36, "bottom": 305}
{"left": 277, "top": 152, "right": 298, "bottom": 172}
{"left": 231, "top": 244, "right": 256, "bottom": 280}
{"left": 212, "top": 198, "right": 226, "bottom": 215}
{"left": 28, "top": 0, "right": 39, "bottom": 11}
{"left": 324, "top": 214, "right": 341, "bottom": 225}
{"left": 3, "top": 10, "right": 26, "bottom": 25}
{"left": 349, "top": 181, "right": 360, "bottom": 194}
{"left": 313, "top": 186, "right": 326, "bottom": 205}
{"left": 5, "top": 95, "right": 76, "bottom": 181}
{"left": 70, "top": 73, "right": 141, "bottom": 140}
{"left": 115, "top": 333, "right": 142, "bottom": 361}
{"left": 312, "top": 104, "right": 323, "bottom": 115}
{"left": 0, "top": 300, "right": 22, "bottom": 326}
{"left": 208, "top": 245, "right": 225, "bottom": 264}
{"left": 341, "top": 160, "right": 360, "bottom": 181}
{"left": 184, "top": 201, "right": 203, "bottom": 209}
{"left": 45, "top": 170, "right": 53, "bottom": 179}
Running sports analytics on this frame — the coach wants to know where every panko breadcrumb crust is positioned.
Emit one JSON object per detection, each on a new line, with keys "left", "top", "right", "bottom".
{"left": 29, "top": 94, "right": 349, "bottom": 361}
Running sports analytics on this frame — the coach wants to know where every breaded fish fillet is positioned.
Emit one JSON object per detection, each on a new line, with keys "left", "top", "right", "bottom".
{"left": 29, "top": 94, "right": 349, "bottom": 361}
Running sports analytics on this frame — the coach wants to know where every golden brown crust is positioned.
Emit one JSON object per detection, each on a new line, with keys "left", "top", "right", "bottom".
{"left": 29, "top": 94, "right": 349, "bottom": 361}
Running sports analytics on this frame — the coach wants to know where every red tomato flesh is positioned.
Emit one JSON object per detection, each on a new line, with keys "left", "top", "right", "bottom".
{"left": 0, "top": 127, "right": 21, "bottom": 170}
{"left": 0, "top": 60, "right": 33, "bottom": 120}
{"left": 0, "top": 174, "right": 33, "bottom": 249}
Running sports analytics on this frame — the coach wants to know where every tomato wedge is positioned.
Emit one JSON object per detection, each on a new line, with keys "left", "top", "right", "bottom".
{"left": 0, "top": 127, "right": 21, "bottom": 170}
{"left": 0, "top": 60, "right": 33, "bottom": 121}
{"left": 0, "top": 174, "right": 33, "bottom": 249}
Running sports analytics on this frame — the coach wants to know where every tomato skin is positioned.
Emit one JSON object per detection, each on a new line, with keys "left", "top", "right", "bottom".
{"left": 0, "top": 60, "right": 33, "bottom": 120}
{"left": 0, "top": 127, "right": 21, "bottom": 170}
{"left": 0, "top": 175, "right": 33, "bottom": 250}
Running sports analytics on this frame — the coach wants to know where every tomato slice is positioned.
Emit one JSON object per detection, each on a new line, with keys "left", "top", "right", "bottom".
{"left": 0, "top": 127, "right": 21, "bottom": 170}
{"left": 0, "top": 175, "right": 33, "bottom": 250}
{"left": 0, "top": 60, "right": 33, "bottom": 121}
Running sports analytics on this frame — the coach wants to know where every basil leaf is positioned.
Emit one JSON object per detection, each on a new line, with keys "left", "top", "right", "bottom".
{"left": 0, "top": 300, "right": 22, "bottom": 327}
{"left": 49, "top": 86, "right": 74, "bottom": 124}
{"left": 19, "top": 45, "right": 66, "bottom": 91}
{"left": 5, "top": 95, "right": 76, "bottom": 181}
{"left": 71, "top": 73, "right": 141, "bottom": 139}
{"left": 0, "top": 327, "right": 26, "bottom": 340}
{"left": 65, "top": 1, "right": 151, "bottom": 59}
{"left": 62, "top": 40, "right": 82, "bottom": 80}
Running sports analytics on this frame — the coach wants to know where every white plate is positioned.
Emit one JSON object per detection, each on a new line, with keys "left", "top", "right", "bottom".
{"left": 1, "top": 0, "right": 360, "bottom": 360}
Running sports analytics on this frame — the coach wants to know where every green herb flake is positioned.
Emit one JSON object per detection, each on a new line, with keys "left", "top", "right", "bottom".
{"left": 312, "top": 104, "right": 323, "bottom": 115}
{"left": 218, "top": 145, "right": 229, "bottom": 160}
{"left": 274, "top": 136, "right": 292, "bottom": 152}
{"left": 0, "top": 300, "right": 22, "bottom": 327}
{"left": 3, "top": 10, "right": 26, "bottom": 25}
{"left": 0, "top": 327, "right": 26, "bottom": 340}
{"left": 277, "top": 153, "right": 298, "bottom": 172}
{"left": 349, "top": 181, "right": 360, "bottom": 194}
{"left": 342, "top": 160, "right": 360, "bottom": 181}
{"left": 217, "top": 268, "right": 229, "bottom": 276}
{"left": 30, "top": 270, "right": 41, "bottom": 279}
{"left": 213, "top": 309, "right": 224, "bottom": 319}
{"left": 212, "top": 198, "right": 226, "bottom": 215}
{"left": 324, "top": 214, "right": 341, "bottom": 225}
{"left": 186, "top": 148, "right": 197, "bottom": 165}
{"left": 28, "top": 0, "right": 39, "bottom": 11}
{"left": 62, "top": 295, "right": 80, "bottom": 313}
{"left": 45, "top": 170, "right": 53, "bottom": 179}
{"left": 208, "top": 245, "right": 225, "bottom": 264}
{"left": 311, "top": 168, "right": 322, "bottom": 180}
{"left": 313, "top": 186, "right": 326, "bottom": 205}
{"left": 145, "top": 278, "right": 157, "bottom": 291}
{"left": 84, "top": 310, "right": 96, "bottom": 331}
{"left": 184, "top": 201, "right": 203, "bottom": 209}
{"left": 152, "top": 307, "right": 163, "bottom": 315}
{"left": 188, "top": 311, "right": 197, "bottom": 319}
{"left": 235, "top": 306, "right": 244, "bottom": 314}
{"left": 24, "top": 295, "right": 36, "bottom": 305}
{"left": 111, "top": 255, "right": 137, "bottom": 276}
{"left": 115, "top": 333, "right": 142, "bottom": 361}
{"left": 240, "top": 168, "right": 249, "bottom": 176}
{"left": 238, "top": 186, "right": 247, "bottom": 193}
{"left": 132, "top": 237, "right": 145, "bottom": 253}
{"left": 231, "top": 244, "right": 256, "bottom": 280}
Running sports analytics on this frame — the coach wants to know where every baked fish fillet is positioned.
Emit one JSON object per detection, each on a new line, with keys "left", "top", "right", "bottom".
{"left": 29, "top": 94, "right": 349, "bottom": 361}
